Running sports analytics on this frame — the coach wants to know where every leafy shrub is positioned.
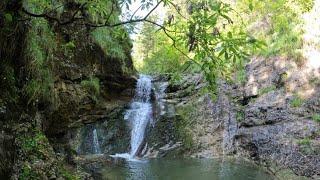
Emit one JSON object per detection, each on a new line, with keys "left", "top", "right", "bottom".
{"left": 236, "top": 111, "right": 245, "bottom": 122}
{"left": 298, "top": 138, "right": 311, "bottom": 145}
{"left": 235, "top": 69, "right": 247, "bottom": 85}
{"left": 16, "top": 129, "right": 51, "bottom": 167}
{"left": 20, "top": 164, "right": 37, "bottom": 180}
{"left": 62, "top": 41, "right": 76, "bottom": 58}
{"left": 92, "top": 28, "right": 128, "bottom": 60}
{"left": 169, "top": 73, "right": 183, "bottom": 86}
{"left": 23, "top": 18, "right": 56, "bottom": 105}
{"left": 237, "top": 0, "right": 313, "bottom": 63}
{"left": 258, "top": 85, "right": 277, "bottom": 95}
{"left": 58, "top": 164, "right": 80, "bottom": 180}
{"left": 81, "top": 77, "right": 100, "bottom": 102}
{"left": 312, "top": 114, "right": 320, "bottom": 123}
{"left": 175, "top": 105, "right": 195, "bottom": 150}
{"left": 290, "top": 94, "right": 304, "bottom": 107}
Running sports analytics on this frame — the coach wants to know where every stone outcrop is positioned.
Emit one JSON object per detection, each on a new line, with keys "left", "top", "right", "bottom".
{"left": 156, "top": 57, "right": 320, "bottom": 179}
{"left": 0, "top": 0, "right": 137, "bottom": 178}
{"left": 235, "top": 57, "right": 320, "bottom": 178}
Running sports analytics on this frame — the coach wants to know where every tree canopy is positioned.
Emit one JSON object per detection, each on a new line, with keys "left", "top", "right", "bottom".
{"left": 6, "top": 0, "right": 317, "bottom": 96}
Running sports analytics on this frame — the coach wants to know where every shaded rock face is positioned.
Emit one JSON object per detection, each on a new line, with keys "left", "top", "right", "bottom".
{"left": 0, "top": 131, "right": 15, "bottom": 179}
{"left": 144, "top": 75, "right": 222, "bottom": 158}
{"left": 141, "top": 77, "right": 182, "bottom": 158}
{"left": 234, "top": 57, "right": 320, "bottom": 178}
{"left": 43, "top": 25, "right": 137, "bottom": 138}
{"left": 68, "top": 107, "right": 131, "bottom": 156}
{"left": 157, "top": 57, "right": 319, "bottom": 179}
{"left": 0, "top": 0, "right": 137, "bottom": 178}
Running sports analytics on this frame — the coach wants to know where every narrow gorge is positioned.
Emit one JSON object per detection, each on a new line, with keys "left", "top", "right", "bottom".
{"left": 0, "top": 0, "right": 319, "bottom": 179}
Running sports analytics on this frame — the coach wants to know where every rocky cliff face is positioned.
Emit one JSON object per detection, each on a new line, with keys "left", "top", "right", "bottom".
{"left": 235, "top": 57, "right": 320, "bottom": 179}
{"left": 0, "top": 0, "right": 136, "bottom": 178}
{"left": 153, "top": 57, "right": 319, "bottom": 179}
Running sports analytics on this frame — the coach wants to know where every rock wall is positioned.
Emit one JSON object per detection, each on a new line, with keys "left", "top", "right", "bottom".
{"left": 157, "top": 57, "right": 319, "bottom": 179}
{"left": 0, "top": 0, "right": 136, "bottom": 178}
{"left": 235, "top": 57, "right": 320, "bottom": 179}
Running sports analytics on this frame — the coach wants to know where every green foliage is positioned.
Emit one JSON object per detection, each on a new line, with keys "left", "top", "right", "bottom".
{"left": 19, "top": 130, "right": 48, "bottom": 154}
{"left": 290, "top": 94, "right": 304, "bottom": 108}
{"left": 134, "top": 0, "right": 260, "bottom": 97}
{"left": 23, "top": 18, "right": 56, "bottom": 104}
{"left": 175, "top": 105, "right": 195, "bottom": 150}
{"left": 92, "top": 28, "right": 129, "bottom": 60}
{"left": 22, "top": 0, "right": 53, "bottom": 14}
{"left": 62, "top": 41, "right": 76, "bottom": 58}
{"left": 139, "top": 43, "right": 185, "bottom": 74}
{"left": 235, "top": 69, "right": 247, "bottom": 85}
{"left": 172, "top": 1, "right": 261, "bottom": 92}
{"left": 309, "top": 77, "right": 320, "bottom": 86}
{"left": 24, "top": 69, "right": 53, "bottom": 104}
{"left": 4, "top": 13, "right": 13, "bottom": 23}
{"left": 133, "top": 15, "right": 188, "bottom": 75}
{"left": 82, "top": 0, "right": 132, "bottom": 64}
{"left": 258, "top": 85, "right": 276, "bottom": 95}
{"left": 237, "top": 0, "right": 313, "bottom": 62}
{"left": 295, "top": 0, "right": 315, "bottom": 12}
{"left": 169, "top": 73, "right": 183, "bottom": 86}
{"left": 312, "top": 114, "right": 320, "bottom": 123}
{"left": 19, "top": 164, "right": 37, "bottom": 180}
{"left": 298, "top": 138, "right": 311, "bottom": 146}
{"left": 75, "top": 0, "right": 119, "bottom": 24}
{"left": 236, "top": 111, "right": 245, "bottom": 122}
{"left": 58, "top": 165, "right": 80, "bottom": 180}
{"left": 81, "top": 77, "right": 100, "bottom": 102}
{"left": 0, "top": 64, "right": 19, "bottom": 103}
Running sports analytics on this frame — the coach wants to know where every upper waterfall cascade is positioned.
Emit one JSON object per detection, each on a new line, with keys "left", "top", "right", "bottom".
{"left": 111, "top": 74, "right": 153, "bottom": 159}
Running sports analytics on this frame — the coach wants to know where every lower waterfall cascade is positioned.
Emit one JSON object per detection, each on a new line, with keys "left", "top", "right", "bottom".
{"left": 111, "top": 74, "right": 153, "bottom": 159}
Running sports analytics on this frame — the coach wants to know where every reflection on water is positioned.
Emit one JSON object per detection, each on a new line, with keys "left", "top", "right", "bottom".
{"left": 99, "top": 158, "right": 273, "bottom": 180}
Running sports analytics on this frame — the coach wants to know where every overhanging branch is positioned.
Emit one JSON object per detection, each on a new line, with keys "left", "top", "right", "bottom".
{"left": 85, "top": 0, "right": 163, "bottom": 28}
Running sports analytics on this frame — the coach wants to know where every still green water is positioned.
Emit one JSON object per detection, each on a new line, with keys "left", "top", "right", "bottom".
{"left": 99, "top": 158, "right": 273, "bottom": 180}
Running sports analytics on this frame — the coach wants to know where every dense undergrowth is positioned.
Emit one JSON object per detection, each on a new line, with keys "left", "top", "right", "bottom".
{"left": 133, "top": 0, "right": 315, "bottom": 93}
{"left": 0, "top": 0, "right": 135, "bottom": 178}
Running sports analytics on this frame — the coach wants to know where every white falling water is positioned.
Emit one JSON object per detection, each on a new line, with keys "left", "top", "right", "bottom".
{"left": 111, "top": 74, "right": 153, "bottom": 159}
{"left": 93, "top": 128, "right": 101, "bottom": 154}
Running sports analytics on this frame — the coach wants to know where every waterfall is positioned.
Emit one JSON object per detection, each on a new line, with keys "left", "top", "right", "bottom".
{"left": 93, "top": 128, "right": 101, "bottom": 154}
{"left": 111, "top": 74, "right": 153, "bottom": 159}
{"left": 128, "top": 74, "right": 153, "bottom": 157}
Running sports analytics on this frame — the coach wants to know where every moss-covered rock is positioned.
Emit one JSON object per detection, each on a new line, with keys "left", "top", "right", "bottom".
{"left": 0, "top": 0, "right": 137, "bottom": 178}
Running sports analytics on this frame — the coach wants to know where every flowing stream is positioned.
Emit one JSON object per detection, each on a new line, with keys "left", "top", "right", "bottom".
{"left": 112, "top": 74, "right": 152, "bottom": 159}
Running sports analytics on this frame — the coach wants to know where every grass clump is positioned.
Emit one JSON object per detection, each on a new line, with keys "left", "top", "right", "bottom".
{"left": 58, "top": 164, "right": 80, "bottom": 180}
{"left": 0, "top": 64, "right": 19, "bottom": 104}
{"left": 298, "top": 138, "right": 311, "bottom": 146}
{"left": 290, "top": 94, "right": 304, "bottom": 108}
{"left": 169, "top": 73, "right": 183, "bottom": 87}
{"left": 20, "top": 164, "right": 38, "bottom": 180}
{"left": 258, "top": 85, "right": 277, "bottom": 95}
{"left": 92, "top": 28, "right": 128, "bottom": 60}
{"left": 17, "top": 129, "right": 49, "bottom": 160}
{"left": 235, "top": 69, "right": 247, "bottom": 85}
{"left": 236, "top": 0, "right": 313, "bottom": 64}
{"left": 23, "top": 18, "right": 56, "bottom": 105}
{"left": 312, "top": 114, "right": 320, "bottom": 123}
{"left": 175, "top": 104, "right": 195, "bottom": 150}
{"left": 236, "top": 111, "right": 245, "bottom": 122}
{"left": 81, "top": 77, "right": 100, "bottom": 102}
